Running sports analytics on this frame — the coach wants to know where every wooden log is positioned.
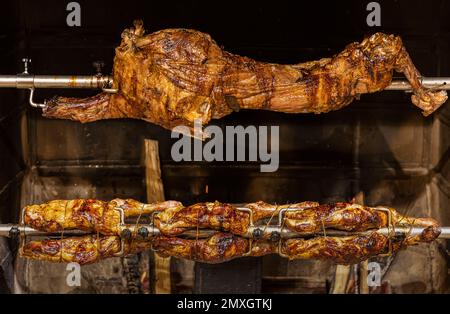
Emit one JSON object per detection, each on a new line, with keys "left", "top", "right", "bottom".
{"left": 142, "top": 139, "right": 171, "bottom": 294}
{"left": 331, "top": 191, "right": 367, "bottom": 294}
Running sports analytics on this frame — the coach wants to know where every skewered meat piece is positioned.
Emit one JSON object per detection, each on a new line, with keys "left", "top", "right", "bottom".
{"left": 152, "top": 233, "right": 252, "bottom": 263}
{"left": 154, "top": 202, "right": 248, "bottom": 236}
{"left": 21, "top": 235, "right": 152, "bottom": 265}
{"left": 282, "top": 225, "right": 441, "bottom": 264}
{"left": 22, "top": 235, "right": 123, "bottom": 264}
{"left": 281, "top": 202, "right": 439, "bottom": 233}
{"left": 151, "top": 233, "right": 390, "bottom": 264}
{"left": 283, "top": 233, "right": 388, "bottom": 264}
{"left": 43, "top": 21, "right": 447, "bottom": 132}
{"left": 23, "top": 199, "right": 181, "bottom": 235}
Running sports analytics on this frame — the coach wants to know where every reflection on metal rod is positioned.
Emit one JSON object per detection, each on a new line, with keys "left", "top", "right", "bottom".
{"left": 0, "top": 224, "right": 89, "bottom": 237}
{"left": 435, "top": 226, "right": 450, "bottom": 239}
{"left": 0, "top": 75, "right": 113, "bottom": 89}
{"left": 385, "top": 77, "right": 450, "bottom": 90}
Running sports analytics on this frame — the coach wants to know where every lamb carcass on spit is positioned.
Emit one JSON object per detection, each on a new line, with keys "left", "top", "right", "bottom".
{"left": 43, "top": 21, "right": 447, "bottom": 131}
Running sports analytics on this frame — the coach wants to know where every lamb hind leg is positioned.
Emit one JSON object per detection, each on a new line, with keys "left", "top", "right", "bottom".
{"left": 395, "top": 47, "right": 448, "bottom": 115}
{"left": 42, "top": 92, "right": 127, "bottom": 123}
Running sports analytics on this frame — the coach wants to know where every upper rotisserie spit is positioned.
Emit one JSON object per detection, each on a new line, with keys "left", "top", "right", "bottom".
{"left": 0, "top": 21, "right": 448, "bottom": 130}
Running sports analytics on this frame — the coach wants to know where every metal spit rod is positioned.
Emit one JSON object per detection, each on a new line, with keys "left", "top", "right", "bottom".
{"left": 0, "top": 224, "right": 89, "bottom": 237}
{"left": 385, "top": 77, "right": 450, "bottom": 90}
{"left": 0, "top": 59, "right": 112, "bottom": 89}
{"left": 247, "top": 225, "right": 450, "bottom": 239}
{"left": 0, "top": 74, "right": 449, "bottom": 90}
{"left": 1, "top": 224, "right": 449, "bottom": 239}
{"left": 0, "top": 74, "right": 112, "bottom": 89}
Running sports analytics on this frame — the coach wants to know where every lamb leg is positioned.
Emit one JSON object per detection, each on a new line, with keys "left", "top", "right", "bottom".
{"left": 42, "top": 92, "right": 138, "bottom": 123}
{"left": 394, "top": 46, "right": 448, "bottom": 115}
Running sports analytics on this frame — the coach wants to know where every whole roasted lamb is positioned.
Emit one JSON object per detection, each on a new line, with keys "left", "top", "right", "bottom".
{"left": 43, "top": 21, "right": 447, "bottom": 131}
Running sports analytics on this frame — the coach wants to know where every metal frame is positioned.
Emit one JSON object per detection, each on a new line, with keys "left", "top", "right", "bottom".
{"left": 236, "top": 207, "right": 254, "bottom": 256}
{"left": 113, "top": 207, "right": 126, "bottom": 257}
{"left": 373, "top": 207, "right": 394, "bottom": 257}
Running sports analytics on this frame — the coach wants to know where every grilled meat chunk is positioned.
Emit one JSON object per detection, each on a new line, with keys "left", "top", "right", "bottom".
{"left": 23, "top": 199, "right": 181, "bottom": 235}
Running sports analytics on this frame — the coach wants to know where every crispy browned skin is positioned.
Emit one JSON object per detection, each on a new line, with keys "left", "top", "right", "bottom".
{"left": 21, "top": 233, "right": 252, "bottom": 265}
{"left": 282, "top": 233, "right": 388, "bottom": 264}
{"left": 283, "top": 203, "right": 388, "bottom": 233}
{"left": 21, "top": 235, "right": 123, "bottom": 264}
{"left": 43, "top": 21, "right": 447, "bottom": 131}
{"left": 152, "top": 233, "right": 251, "bottom": 263}
{"left": 154, "top": 202, "right": 249, "bottom": 236}
{"left": 21, "top": 235, "right": 152, "bottom": 265}
{"left": 20, "top": 199, "right": 441, "bottom": 265}
{"left": 152, "top": 225, "right": 441, "bottom": 265}
{"left": 23, "top": 199, "right": 181, "bottom": 235}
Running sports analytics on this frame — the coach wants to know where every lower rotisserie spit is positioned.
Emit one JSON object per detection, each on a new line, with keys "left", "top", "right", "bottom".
{"left": 0, "top": 199, "right": 446, "bottom": 265}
